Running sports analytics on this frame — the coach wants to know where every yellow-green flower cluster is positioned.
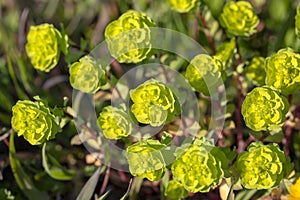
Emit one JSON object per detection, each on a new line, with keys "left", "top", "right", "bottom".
{"left": 97, "top": 106, "right": 132, "bottom": 140}
{"left": 246, "top": 57, "right": 266, "bottom": 86}
{"left": 69, "top": 56, "right": 107, "bottom": 94}
{"left": 171, "top": 139, "right": 228, "bottom": 193}
{"left": 219, "top": 1, "right": 259, "bottom": 37}
{"left": 25, "top": 23, "right": 68, "bottom": 72}
{"left": 126, "top": 139, "right": 166, "bottom": 181}
{"left": 241, "top": 87, "right": 289, "bottom": 131}
{"left": 288, "top": 177, "right": 300, "bottom": 200}
{"left": 167, "top": 0, "right": 200, "bottom": 13}
{"left": 185, "top": 54, "right": 225, "bottom": 96}
{"left": 295, "top": 4, "right": 300, "bottom": 39}
{"left": 130, "top": 79, "right": 178, "bottom": 127}
{"left": 164, "top": 180, "right": 188, "bottom": 200}
{"left": 237, "top": 142, "right": 289, "bottom": 190}
{"left": 11, "top": 97, "right": 59, "bottom": 145}
{"left": 105, "top": 10, "right": 155, "bottom": 63}
{"left": 265, "top": 48, "right": 300, "bottom": 95}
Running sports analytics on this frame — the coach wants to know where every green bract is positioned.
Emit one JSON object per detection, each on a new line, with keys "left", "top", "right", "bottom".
{"left": 237, "top": 142, "right": 290, "bottom": 189}
{"left": 11, "top": 97, "right": 59, "bottom": 145}
{"left": 246, "top": 57, "right": 266, "bottom": 86}
{"left": 97, "top": 106, "right": 132, "bottom": 140}
{"left": 164, "top": 180, "right": 188, "bottom": 200}
{"left": 126, "top": 139, "right": 166, "bottom": 181}
{"left": 25, "top": 23, "right": 68, "bottom": 72}
{"left": 130, "top": 79, "right": 178, "bottom": 126}
{"left": 171, "top": 139, "right": 229, "bottom": 193}
{"left": 167, "top": 0, "right": 200, "bottom": 13}
{"left": 185, "top": 54, "right": 225, "bottom": 96}
{"left": 104, "top": 10, "right": 155, "bottom": 63}
{"left": 295, "top": 4, "right": 300, "bottom": 39}
{"left": 242, "top": 87, "right": 289, "bottom": 131}
{"left": 265, "top": 48, "right": 300, "bottom": 95}
{"left": 69, "top": 56, "right": 107, "bottom": 94}
{"left": 219, "top": 1, "right": 259, "bottom": 37}
{"left": 214, "top": 38, "right": 236, "bottom": 68}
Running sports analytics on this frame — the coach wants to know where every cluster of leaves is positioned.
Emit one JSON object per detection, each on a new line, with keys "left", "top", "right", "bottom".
{"left": 2, "top": 0, "right": 300, "bottom": 199}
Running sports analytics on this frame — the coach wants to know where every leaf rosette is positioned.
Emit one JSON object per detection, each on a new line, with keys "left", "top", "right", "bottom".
{"left": 25, "top": 23, "right": 68, "bottom": 72}
{"left": 246, "top": 56, "right": 266, "bottom": 86}
{"left": 97, "top": 106, "right": 132, "bottom": 140}
{"left": 185, "top": 54, "right": 225, "bottom": 96}
{"left": 130, "top": 79, "right": 179, "bottom": 127}
{"left": 219, "top": 1, "right": 259, "bottom": 37}
{"left": 171, "top": 139, "right": 229, "bottom": 193}
{"left": 126, "top": 139, "right": 166, "bottom": 181}
{"left": 105, "top": 10, "right": 155, "bottom": 63}
{"left": 69, "top": 56, "right": 107, "bottom": 94}
{"left": 237, "top": 142, "right": 292, "bottom": 189}
{"left": 11, "top": 97, "right": 59, "bottom": 145}
{"left": 265, "top": 48, "right": 300, "bottom": 95}
{"left": 241, "top": 87, "right": 289, "bottom": 131}
{"left": 167, "top": 0, "right": 200, "bottom": 13}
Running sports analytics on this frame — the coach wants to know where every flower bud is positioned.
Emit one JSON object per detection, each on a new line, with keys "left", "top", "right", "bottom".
{"left": 241, "top": 87, "right": 289, "bottom": 131}
{"left": 97, "top": 106, "right": 132, "bottom": 140}
{"left": 171, "top": 139, "right": 229, "bottom": 193}
{"left": 246, "top": 57, "right": 266, "bottom": 86}
{"left": 219, "top": 1, "right": 259, "bottom": 37}
{"left": 237, "top": 142, "right": 290, "bottom": 189}
{"left": 185, "top": 54, "right": 225, "bottom": 96}
{"left": 167, "top": 0, "right": 200, "bottom": 13}
{"left": 25, "top": 23, "right": 68, "bottom": 72}
{"left": 130, "top": 79, "right": 178, "bottom": 126}
{"left": 164, "top": 180, "right": 188, "bottom": 200}
{"left": 69, "top": 56, "right": 107, "bottom": 94}
{"left": 105, "top": 10, "right": 155, "bottom": 63}
{"left": 11, "top": 97, "right": 59, "bottom": 145}
{"left": 126, "top": 139, "right": 166, "bottom": 181}
{"left": 265, "top": 48, "right": 300, "bottom": 95}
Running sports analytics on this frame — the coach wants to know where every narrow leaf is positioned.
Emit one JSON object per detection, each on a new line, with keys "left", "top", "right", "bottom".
{"left": 76, "top": 167, "right": 102, "bottom": 200}
{"left": 120, "top": 179, "right": 133, "bottom": 200}
{"left": 42, "top": 143, "right": 75, "bottom": 181}
{"left": 9, "top": 131, "right": 49, "bottom": 199}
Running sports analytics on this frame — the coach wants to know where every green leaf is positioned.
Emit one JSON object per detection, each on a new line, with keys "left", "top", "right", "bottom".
{"left": 42, "top": 143, "right": 75, "bottom": 181}
{"left": 76, "top": 167, "right": 103, "bottom": 200}
{"left": 9, "top": 131, "right": 49, "bottom": 199}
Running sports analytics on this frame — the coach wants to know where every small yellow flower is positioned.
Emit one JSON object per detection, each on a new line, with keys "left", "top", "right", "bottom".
{"left": 288, "top": 178, "right": 300, "bottom": 200}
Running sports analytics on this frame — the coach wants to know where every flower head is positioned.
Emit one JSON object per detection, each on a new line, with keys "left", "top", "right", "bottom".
{"left": 105, "top": 10, "right": 155, "bottom": 63}
{"left": 69, "top": 56, "right": 107, "bottom": 94}
{"left": 219, "top": 1, "right": 259, "bottom": 37}
{"left": 265, "top": 48, "right": 300, "bottom": 95}
{"left": 241, "top": 87, "right": 289, "bottom": 131}
{"left": 164, "top": 180, "right": 188, "bottom": 200}
{"left": 130, "top": 79, "right": 179, "bottom": 126}
{"left": 167, "top": 0, "right": 200, "bottom": 13}
{"left": 97, "top": 106, "right": 132, "bottom": 140}
{"left": 288, "top": 177, "right": 300, "bottom": 200}
{"left": 11, "top": 97, "right": 59, "bottom": 145}
{"left": 126, "top": 139, "right": 166, "bottom": 181}
{"left": 246, "top": 57, "right": 266, "bottom": 86}
{"left": 237, "top": 142, "right": 290, "bottom": 190}
{"left": 185, "top": 54, "right": 225, "bottom": 96}
{"left": 25, "top": 23, "right": 68, "bottom": 72}
{"left": 171, "top": 139, "right": 229, "bottom": 193}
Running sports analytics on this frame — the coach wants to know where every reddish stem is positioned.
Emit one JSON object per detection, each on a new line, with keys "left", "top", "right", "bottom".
{"left": 100, "top": 165, "right": 111, "bottom": 195}
{"left": 196, "top": 12, "right": 216, "bottom": 54}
